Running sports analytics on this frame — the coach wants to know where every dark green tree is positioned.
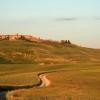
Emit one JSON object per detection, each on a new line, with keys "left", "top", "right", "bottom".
{"left": 68, "top": 40, "right": 71, "bottom": 44}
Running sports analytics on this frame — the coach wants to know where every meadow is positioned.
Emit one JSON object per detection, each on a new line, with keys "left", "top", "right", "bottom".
{"left": 0, "top": 40, "right": 100, "bottom": 100}
{"left": 0, "top": 63, "right": 100, "bottom": 100}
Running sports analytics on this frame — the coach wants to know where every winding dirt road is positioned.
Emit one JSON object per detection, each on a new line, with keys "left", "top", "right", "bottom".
{"left": 39, "top": 74, "right": 50, "bottom": 87}
{"left": 0, "top": 73, "right": 51, "bottom": 100}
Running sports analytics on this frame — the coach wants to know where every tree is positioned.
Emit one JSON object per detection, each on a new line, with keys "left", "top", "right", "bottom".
{"left": 65, "top": 40, "right": 68, "bottom": 43}
{"left": 68, "top": 40, "right": 71, "bottom": 44}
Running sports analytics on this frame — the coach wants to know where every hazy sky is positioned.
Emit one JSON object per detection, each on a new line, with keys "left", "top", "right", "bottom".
{"left": 0, "top": 0, "right": 100, "bottom": 48}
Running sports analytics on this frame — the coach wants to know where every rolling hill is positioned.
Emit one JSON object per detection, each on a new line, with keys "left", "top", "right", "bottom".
{"left": 0, "top": 36, "right": 100, "bottom": 64}
{"left": 0, "top": 35, "right": 100, "bottom": 100}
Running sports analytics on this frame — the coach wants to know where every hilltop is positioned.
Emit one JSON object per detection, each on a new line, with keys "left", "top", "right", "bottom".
{"left": 0, "top": 34, "right": 40, "bottom": 42}
{"left": 0, "top": 34, "right": 100, "bottom": 64}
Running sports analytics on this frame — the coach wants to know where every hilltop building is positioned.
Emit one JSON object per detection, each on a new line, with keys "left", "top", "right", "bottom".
{"left": 0, "top": 33, "right": 40, "bottom": 42}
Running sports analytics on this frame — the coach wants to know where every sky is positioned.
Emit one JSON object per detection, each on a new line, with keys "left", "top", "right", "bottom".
{"left": 0, "top": 0, "right": 100, "bottom": 48}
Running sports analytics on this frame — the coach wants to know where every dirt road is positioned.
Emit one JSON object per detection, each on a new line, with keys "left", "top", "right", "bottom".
{"left": 39, "top": 74, "right": 50, "bottom": 87}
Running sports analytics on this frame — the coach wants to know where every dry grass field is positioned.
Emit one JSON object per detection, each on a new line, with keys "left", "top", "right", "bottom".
{"left": 5, "top": 63, "right": 100, "bottom": 100}
{"left": 0, "top": 40, "right": 100, "bottom": 100}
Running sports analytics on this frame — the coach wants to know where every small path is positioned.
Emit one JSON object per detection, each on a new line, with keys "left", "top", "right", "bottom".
{"left": 0, "top": 72, "right": 51, "bottom": 100}
{"left": 39, "top": 74, "right": 50, "bottom": 87}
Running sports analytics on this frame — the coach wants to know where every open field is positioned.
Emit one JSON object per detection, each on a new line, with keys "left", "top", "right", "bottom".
{"left": 6, "top": 63, "right": 100, "bottom": 100}
{"left": 0, "top": 63, "right": 100, "bottom": 100}
{"left": 0, "top": 40, "right": 100, "bottom": 100}
{"left": 0, "top": 63, "right": 99, "bottom": 85}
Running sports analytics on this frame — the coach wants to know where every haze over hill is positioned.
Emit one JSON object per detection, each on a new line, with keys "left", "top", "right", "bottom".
{"left": 0, "top": 34, "right": 100, "bottom": 64}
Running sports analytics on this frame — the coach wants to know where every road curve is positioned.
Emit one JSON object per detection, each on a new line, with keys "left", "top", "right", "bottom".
{"left": 0, "top": 73, "right": 51, "bottom": 100}
{"left": 39, "top": 74, "right": 50, "bottom": 87}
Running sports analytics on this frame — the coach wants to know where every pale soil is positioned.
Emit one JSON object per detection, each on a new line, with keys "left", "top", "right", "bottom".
{"left": 39, "top": 74, "right": 50, "bottom": 87}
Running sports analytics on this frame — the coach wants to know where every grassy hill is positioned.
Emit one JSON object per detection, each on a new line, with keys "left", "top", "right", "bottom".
{"left": 0, "top": 38, "right": 100, "bottom": 100}
{"left": 0, "top": 39, "right": 100, "bottom": 64}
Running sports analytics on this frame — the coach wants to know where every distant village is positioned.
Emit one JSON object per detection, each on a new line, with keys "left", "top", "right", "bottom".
{"left": 0, "top": 33, "right": 72, "bottom": 45}
{"left": 0, "top": 34, "right": 40, "bottom": 42}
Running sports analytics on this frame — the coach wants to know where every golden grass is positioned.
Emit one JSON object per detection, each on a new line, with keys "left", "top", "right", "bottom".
{"left": 0, "top": 40, "right": 100, "bottom": 64}
{"left": 0, "top": 72, "right": 39, "bottom": 86}
{"left": 6, "top": 64, "right": 100, "bottom": 100}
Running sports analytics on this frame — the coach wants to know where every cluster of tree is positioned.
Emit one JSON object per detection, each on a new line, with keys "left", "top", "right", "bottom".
{"left": 61, "top": 40, "right": 72, "bottom": 46}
